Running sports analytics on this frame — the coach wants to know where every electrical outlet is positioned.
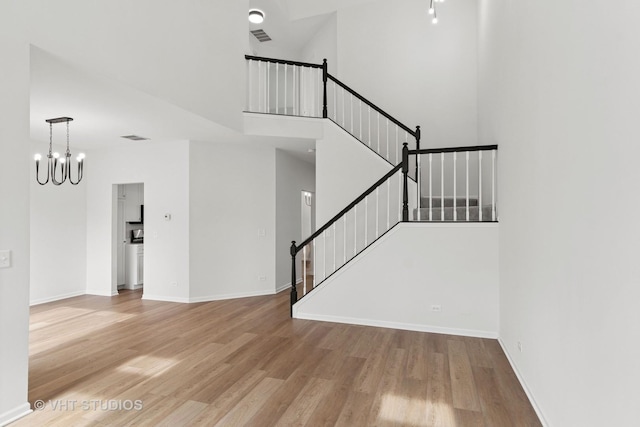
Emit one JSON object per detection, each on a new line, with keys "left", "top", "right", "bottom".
{"left": 517, "top": 341, "right": 523, "bottom": 352}
{"left": 258, "top": 229, "right": 266, "bottom": 238}
{"left": 259, "top": 275, "right": 267, "bottom": 281}
{"left": 431, "top": 304, "right": 441, "bottom": 312}
{"left": 170, "top": 281, "right": 178, "bottom": 287}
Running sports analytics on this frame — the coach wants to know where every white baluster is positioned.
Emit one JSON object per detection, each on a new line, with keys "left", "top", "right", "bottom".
{"left": 313, "top": 239, "right": 316, "bottom": 288}
{"left": 429, "top": 153, "right": 433, "bottom": 221}
{"left": 386, "top": 120, "right": 389, "bottom": 162}
{"left": 323, "top": 231, "right": 326, "bottom": 281}
{"left": 453, "top": 152, "right": 457, "bottom": 221}
{"left": 492, "top": 149, "right": 496, "bottom": 221}
{"left": 359, "top": 100, "right": 362, "bottom": 140}
{"left": 479, "top": 151, "right": 483, "bottom": 222}
{"left": 333, "top": 83, "right": 338, "bottom": 123}
{"left": 396, "top": 126, "right": 399, "bottom": 164}
{"left": 417, "top": 152, "right": 421, "bottom": 221}
{"left": 376, "top": 187, "right": 380, "bottom": 239}
{"left": 368, "top": 106, "right": 371, "bottom": 147}
{"left": 276, "top": 63, "right": 279, "bottom": 114}
{"left": 350, "top": 94, "right": 354, "bottom": 134}
{"left": 441, "top": 152, "right": 444, "bottom": 221}
{"left": 333, "top": 223, "right": 336, "bottom": 273}
{"left": 284, "top": 64, "right": 288, "bottom": 115}
{"left": 365, "top": 195, "right": 368, "bottom": 247}
{"left": 343, "top": 214, "right": 346, "bottom": 264}
{"left": 303, "top": 245, "right": 307, "bottom": 296}
{"left": 354, "top": 206, "right": 357, "bottom": 257}
{"left": 466, "top": 151, "right": 470, "bottom": 221}
{"left": 377, "top": 113, "right": 381, "bottom": 153}
{"left": 342, "top": 87, "right": 345, "bottom": 127}
{"left": 387, "top": 179, "right": 391, "bottom": 231}
{"left": 248, "top": 60, "right": 252, "bottom": 111}
{"left": 398, "top": 172, "right": 402, "bottom": 222}
{"left": 267, "top": 62, "right": 270, "bottom": 113}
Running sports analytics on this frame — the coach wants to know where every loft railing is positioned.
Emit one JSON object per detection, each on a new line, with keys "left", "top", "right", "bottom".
{"left": 414, "top": 145, "right": 499, "bottom": 222}
{"left": 289, "top": 144, "right": 498, "bottom": 313}
{"left": 245, "top": 55, "right": 420, "bottom": 169}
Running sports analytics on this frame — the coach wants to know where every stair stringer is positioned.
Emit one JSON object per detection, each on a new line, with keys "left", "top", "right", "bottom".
{"left": 293, "top": 222, "right": 500, "bottom": 338}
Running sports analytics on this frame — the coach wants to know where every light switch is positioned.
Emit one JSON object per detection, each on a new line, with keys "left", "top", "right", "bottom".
{"left": 258, "top": 228, "right": 266, "bottom": 238}
{"left": 0, "top": 250, "right": 11, "bottom": 269}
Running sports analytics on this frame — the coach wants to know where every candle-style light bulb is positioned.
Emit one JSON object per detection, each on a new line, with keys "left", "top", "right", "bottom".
{"left": 34, "top": 154, "right": 42, "bottom": 161}
{"left": 53, "top": 152, "right": 60, "bottom": 159}
{"left": 428, "top": 7, "right": 434, "bottom": 14}
{"left": 432, "top": 17, "right": 438, "bottom": 24}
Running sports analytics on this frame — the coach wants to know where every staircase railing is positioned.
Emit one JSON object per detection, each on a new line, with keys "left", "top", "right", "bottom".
{"left": 290, "top": 144, "right": 413, "bottom": 314}
{"left": 245, "top": 55, "right": 420, "bottom": 169}
{"left": 289, "top": 144, "right": 499, "bottom": 313}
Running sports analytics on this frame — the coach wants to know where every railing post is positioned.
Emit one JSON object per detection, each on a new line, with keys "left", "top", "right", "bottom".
{"left": 290, "top": 241, "right": 298, "bottom": 316}
{"left": 322, "top": 59, "right": 328, "bottom": 118}
{"left": 402, "top": 143, "right": 409, "bottom": 222}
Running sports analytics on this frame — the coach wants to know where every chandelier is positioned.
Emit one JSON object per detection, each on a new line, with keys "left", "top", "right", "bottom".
{"left": 34, "top": 117, "right": 85, "bottom": 185}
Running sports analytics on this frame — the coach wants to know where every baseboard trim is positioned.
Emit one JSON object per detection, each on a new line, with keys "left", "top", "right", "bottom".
{"left": 141, "top": 294, "right": 190, "bottom": 303}
{"left": 294, "top": 312, "right": 498, "bottom": 339}
{"left": 0, "top": 403, "right": 32, "bottom": 427}
{"left": 85, "top": 289, "right": 118, "bottom": 297}
{"left": 276, "top": 278, "right": 303, "bottom": 294}
{"left": 498, "top": 338, "right": 548, "bottom": 426}
{"left": 30, "top": 291, "right": 86, "bottom": 306}
{"left": 189, "top": 289, "right": 274, "bottom": 303}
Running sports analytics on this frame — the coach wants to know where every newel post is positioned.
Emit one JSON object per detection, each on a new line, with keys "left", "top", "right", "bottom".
{"left": 322, "top": 59, "right": 328, "bottom": 118}
{"left": 402, "top": 143, "right": 409, "bottom": 222}
{"left": 415, "top": 125, "right": 421, "bottom": 181}
{"left": 290, "top": 241, "right": 298, "bottom": 316}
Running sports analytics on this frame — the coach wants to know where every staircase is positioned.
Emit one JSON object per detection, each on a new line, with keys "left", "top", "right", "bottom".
{"left": 244, "top": 55, "right": 498, "bottom": 314}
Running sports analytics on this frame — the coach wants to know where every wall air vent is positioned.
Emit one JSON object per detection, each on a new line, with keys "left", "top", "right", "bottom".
{"left": 121, "top": 135, "right": 149, "bottom": 141}
{"left": 250, "top": 29, "right": 272, "bottom": 42}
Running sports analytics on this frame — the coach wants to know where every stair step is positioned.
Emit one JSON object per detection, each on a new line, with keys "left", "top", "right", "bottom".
{"left": 413, "top": 206, "right": 495, "bottom": 221}
{"left": 419, "top": 197, "right": 478, "bottom": 208}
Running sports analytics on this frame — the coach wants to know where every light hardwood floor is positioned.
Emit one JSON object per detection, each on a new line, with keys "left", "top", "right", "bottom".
{"left": 13, "top": 289, "right": 541, "bottom": 426}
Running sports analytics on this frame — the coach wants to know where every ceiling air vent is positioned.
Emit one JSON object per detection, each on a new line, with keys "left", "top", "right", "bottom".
{"left": 251, "top": 29, "right": 272, "bottom": 42}
{"left": 121, "top": 135, "right": 149, "bottom": 141}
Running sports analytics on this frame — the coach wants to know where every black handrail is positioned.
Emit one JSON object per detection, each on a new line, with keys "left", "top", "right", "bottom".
{"left": 295, "top": 162, "right": 403, "bottom": 253}
{"left": 409, "top": 144, "right": 498, "bottom": 155}
{"left": 290, "top": 144, "right": 410, "bottom": 315}
{"left": 327, "top": 74, "right": 417, "bottom": 138}
{"left": 244, "top": 55, "right": 323, "bottom": 69}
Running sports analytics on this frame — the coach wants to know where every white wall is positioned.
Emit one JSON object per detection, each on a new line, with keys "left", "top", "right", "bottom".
{"left": 294, "top": 223, "right": 499, "bottom": 337}
{"left": 29, "top": 142, "right": 87, "bottom": 305}
{"left": 478, "top": 1, "right": 640, "bottom": 425}
{"left": 301, "top": 13, "right": 338, "bottom": 74}
{"left": 85, "top": 141, "right": 190, "bottom": 302}
{"left": 336, "top": 0, "right": 478, "bottom": 149}
{"left": 0, "top": 4, "right": 30, "bottom": 424}
{"left": 275, "top": 149, "right": 315, "bottom": 289}
{"left": 189, "top": 140, "right": 276, "bottom": 301}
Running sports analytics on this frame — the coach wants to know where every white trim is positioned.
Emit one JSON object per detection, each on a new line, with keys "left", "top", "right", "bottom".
{"left": 276, "top": 278, "right": 303, "bottom": 294}
{"left": 294, "top": 311, "right": 497, "bottom": 339}
{"left": 498, "top": 338, "right": 549, "bottom": 426}
{"left": 85, "top": 289, "right": 118, "bottom": 297}
{"left": 142, "top": 294, "right": 190, "bottom": 303}
{"left": 0, "top": 403, "right": 31, "bottom": 427}
{"left": 29, "top": 291, "right": 86, "bottom": 306}
{"left": 188, "top": 289, "right": 274, "bottom": 303}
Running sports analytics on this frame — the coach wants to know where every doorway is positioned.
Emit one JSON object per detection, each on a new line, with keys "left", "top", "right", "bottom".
{"left": 115, "top": 183, "right": 144, "bottom": 295}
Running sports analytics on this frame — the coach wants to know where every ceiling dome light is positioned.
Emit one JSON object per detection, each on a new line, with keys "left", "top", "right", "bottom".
{"left": 249, "top": 9, "right": 265, "bottom": 24}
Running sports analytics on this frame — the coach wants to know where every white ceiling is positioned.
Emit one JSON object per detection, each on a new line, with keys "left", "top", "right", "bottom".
{"left": 29, "top": 47, "right": 316, "bottom": 164}
{"left": 29, "top": 1, "right": 381, "bottom": 164}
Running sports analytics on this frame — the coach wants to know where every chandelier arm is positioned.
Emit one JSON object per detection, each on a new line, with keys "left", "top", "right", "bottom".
{"left": 35, "top": 157, "right": 51, "bottom": 185}
{"left": 51, "top": 158, "right": 65, "bottom": 186}
{"left": 68, "top": 158, "right": 83, "bottom": 185}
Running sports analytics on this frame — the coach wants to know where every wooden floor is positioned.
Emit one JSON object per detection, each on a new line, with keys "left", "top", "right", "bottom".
{"left": 14, "top": 289, "right": 541, "bottom": 426}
